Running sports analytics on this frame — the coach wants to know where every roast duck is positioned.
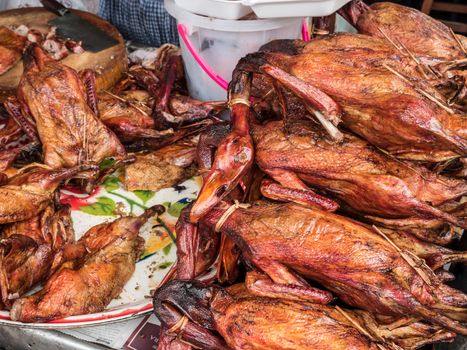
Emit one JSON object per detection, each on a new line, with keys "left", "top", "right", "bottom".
{"left": 155, "top": 6, "right": 467, "bottom": 347}
{"left": 5, "top": 44, "right": 126, "bottom": 173}
{"left": 0, "top": 2, "right": 465, "bottom": 348}
{"left": 10, "top": 205, "right": 164, "bottom": 323}
{"left": 0, "top": 26, "right": 26, "bottom": 76}
{"left": 340, "top": 1, "right": 466, "bottom": 61}
{"left": 171, "top": 201, "right": 467, "bottom": 333}
{"left": 0, "top": 39, "right": 225, "bottom": 323}
{"left": 190, "top": 45, "right": 466, "bottom": 225}
{"left": 154, "top": 279, "right": 457, "bottom": 350}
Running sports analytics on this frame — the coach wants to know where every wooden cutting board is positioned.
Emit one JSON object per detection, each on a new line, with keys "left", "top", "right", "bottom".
{"left": 0, "top": 7, "right": 127, "bottom": 101}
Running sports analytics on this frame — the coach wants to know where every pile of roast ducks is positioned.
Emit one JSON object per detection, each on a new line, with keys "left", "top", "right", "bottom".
{"left": 0, "top": 1, "right": 466, "bottom": 349}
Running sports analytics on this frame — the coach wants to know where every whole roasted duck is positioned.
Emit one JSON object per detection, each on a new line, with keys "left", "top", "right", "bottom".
{"left": 154, "top": 279, "right": 456, "bottom": 350}
{"left": 339, "top": 1, "right": 467, "bottom": 108}
{"left": 0, "top": 164, "right": 97, "bottom": 224}
{"left": 0, "top": 204, "right": 75, "bottom": 309}
{"left": 10, "top": 205, "right": 164, "bottom": 323}
{"left": 175, "top": 201, "right": 467, "bottom": 335}
{"left": 190, "top": 63, "right": 466, "bottom": 222}
{"left": 252, "top": 119, "right": 466, "bottom": 233}
{"left": 5, "top": 44, "right": 126, "bottom": 170}
{"left": 340, "top": 1, "right": 467, "bottom": 62}
{"left": 234, "top": 34, "right": 466, "bottom": 161}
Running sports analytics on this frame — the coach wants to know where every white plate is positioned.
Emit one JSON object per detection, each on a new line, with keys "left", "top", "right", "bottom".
{"left": 0, "top": 174, "right": 201, "bottom": 328}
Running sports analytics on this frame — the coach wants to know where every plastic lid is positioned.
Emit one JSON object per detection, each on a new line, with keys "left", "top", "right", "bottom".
{"left": 165, "top": 0, "right": 302, "bottom": 32}
{"left": 241, "top": 0, "right": 352, "bottom": 18}
{"left": 174, "top": 0, "right": 252, "bottom": 20}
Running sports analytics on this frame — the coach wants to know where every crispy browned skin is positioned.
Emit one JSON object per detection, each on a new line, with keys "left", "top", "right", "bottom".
{"left": 124, "top": 141, "right": 197, "bottom": 192}
{"left": 154, "top": 280, "right": 456, "bottom": 350}
{"left": 97, "top": 92, "right": 170, "bottom": 142}
{"left": 253, "top": 120, "right": 466, "bottom": 225}
{"left": 381, "top": 228, "right": 467, "bottom": 270}
{"left": 17, "top": 45, "right": 125, "bottom": 169}
{"left": 339, "top": 2, "right": 467, "bottom": 109}
{"left": 0, "top": 164, "right": 96, "bottom": 224}
{"left": 0, "top": 205, "right": 75, "bottom": 309}
{"left": 199, "top": 202, "right": 467, "bottom": 334}
{"left": 0, "top": 111, "right": 23, "bottom": 149}
{"left": 237, "top": 34, "right": 466, "bottom": 161}
{"left": 295, "top": 35, "right": 466, "bottom": 159}
{"left": 0, "top": 27, "right": 26, "bottom": 75}
{"left": 10, "top": 206, "right": 164, "bottom": 323}
{"left": 351, "top": 2, "right": 467, "bottom": 62}
{"left": 2, "top": 204, "right": 74, "bottom": 252}
{"left": 214, "top": 296, "right": 378, "bottom": 350}
{"left": 367, "top": 202, "right": 466, "bottom": 245}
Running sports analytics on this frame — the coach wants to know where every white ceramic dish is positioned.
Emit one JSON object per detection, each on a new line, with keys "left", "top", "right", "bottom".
{"left": 174, "top": 0, "right": 252, "bottom": 20}
{"left": 0, "top": 175, "right": 201, "bottom": 328}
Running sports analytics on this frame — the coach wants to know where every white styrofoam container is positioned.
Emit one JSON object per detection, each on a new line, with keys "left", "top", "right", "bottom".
{"left": 242, "top": 0, "right": 352, "bottom": 18}
{"left": 174, "top": 0, "right": 252, "bottom": 20}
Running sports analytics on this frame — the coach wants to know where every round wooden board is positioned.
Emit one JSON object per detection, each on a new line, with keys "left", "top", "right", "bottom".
{"left": 0, "top": 7, "right": 127, "bottom": 101}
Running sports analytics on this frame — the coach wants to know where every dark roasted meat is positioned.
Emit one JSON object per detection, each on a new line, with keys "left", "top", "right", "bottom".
{"left": 342, "top": 1, "right": 467, "bottom": 62}
{"left": 0, "top": 204, "right": 75, "bottom": 309}
{"left": 0, "top": 26, "right": 26, "bottom": 75}
{"left": 252, "top": 119, "right": 466, "bottom": 227}
{"left": 97, "top": 91, "right": 168, "bottom": 142}
{"left": 9, "top": 205, "right": 164, "bottom": 322}
{"left": 123, "top": 140, "right": 197, "bottom": 191}
{"left": 179, "top": 201, "right": 467, "bottom": 334}
{"left": 16, "top": 45, "right": 125, "bottom": 169}
{"left": 0, "top": 164, "right": 97, "bottom": 224}
{"left": 154, "top": 280, "right": 456, "bottom": 350}
{"left": 235, "top": 34, "right": 466, "bottom": 161}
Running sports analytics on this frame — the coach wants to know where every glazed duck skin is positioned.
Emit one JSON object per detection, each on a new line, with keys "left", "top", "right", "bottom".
{"left": 97, "top": 92, "right": 173, "bottom": 142}
{"left": 16, "top": 44, "right": 125, "bottom": 169}
{"left": 0, "top": 26, "right": 26, "bottom": 76}
{"left": 10, "top": 205, "right": 164, "bottom": 323}
{"left": 154, "top": 280, "right": 456, "bottom": 350}
{"left": 341, "top": 1, "right": 467, "bottom": 62}
{"left": 192, "top": 35, "right": 466, "bottom": 220}
{"left": 380, "top": 227, "right": 467, "bottom": 270}
{"left": 367, "top": 202, "right": 466, "bottom": 245}
{"left": 216, "top": 296, "right": 378, "bottom": 350}
{"left": 0, "top": 204, "right": 75, "bottom": 309}
{"left": 192, "top": 202, "right": 467, "bottom": 334}
{"left": 123, "top": 140, "right": 197, "bottom": 192}
{"left": 236, "top": 34, "right": 466, "bottom": 161}
{"left": 0, "top": 164, "right": 97, "bottom": 224}
{"left": 338, "top": 1, "right": 467, "bottom": 108}
{"left": 253, "top": 120, "right": 466, "bottom": 226}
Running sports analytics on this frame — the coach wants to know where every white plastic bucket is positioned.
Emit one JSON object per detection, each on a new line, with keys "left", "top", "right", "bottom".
{"left": 165, "top": 0, "right": 303, "bottom": 101}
